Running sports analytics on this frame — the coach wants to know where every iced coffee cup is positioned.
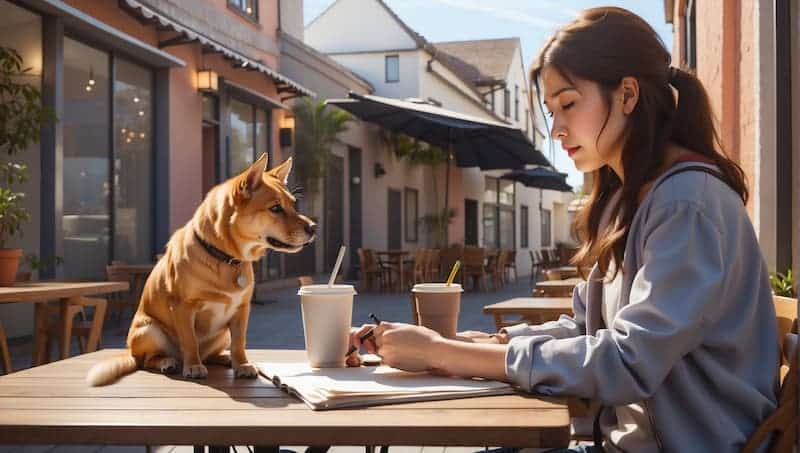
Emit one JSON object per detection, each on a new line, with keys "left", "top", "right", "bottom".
{"left": 411, "top": 283, "right": 463, "bottom": 338}
{"left": 298, "top": 284, "right": 357, "bottom": 367}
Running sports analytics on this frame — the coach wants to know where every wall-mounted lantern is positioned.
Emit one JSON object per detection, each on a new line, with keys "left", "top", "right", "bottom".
{"left": 197, "top": 68, "right": 219, "bottom": 93}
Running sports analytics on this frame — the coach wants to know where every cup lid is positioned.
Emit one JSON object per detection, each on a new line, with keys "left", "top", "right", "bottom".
{"left": 298, "top": 284, "right": 357, "bottom": 296}
{"left": 411, "top": 283, "right": 463, "bottom": 293}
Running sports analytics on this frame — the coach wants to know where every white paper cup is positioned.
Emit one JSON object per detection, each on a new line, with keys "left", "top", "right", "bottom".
{"left": 298, "top": 284, "right": 357, "bottom": 367}
{"left": 411, "top": 283, "right": 463, "bottom": 338}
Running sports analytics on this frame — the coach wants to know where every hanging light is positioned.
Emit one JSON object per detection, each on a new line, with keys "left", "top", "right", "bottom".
{"left": 133, "top": 96, "right": 140, "bottom": 103}
{"left": 86, "top": 66, "right": 96, "bottom": 92}
{"left": 197, "top": 68, "right": 218, "bottom": 93}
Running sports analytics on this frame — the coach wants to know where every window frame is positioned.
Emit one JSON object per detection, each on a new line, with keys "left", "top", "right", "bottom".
{"left": 385, "top": 54, "right": 400, "bottom": 83}
{"left": 227, "top": 0, "right": 259, "bottom": 23}
{"left": 520, "top": 205, "right": 529, "bottom": 249}
{"left": 503, "top": 88, "right": 510, "bottom": 118}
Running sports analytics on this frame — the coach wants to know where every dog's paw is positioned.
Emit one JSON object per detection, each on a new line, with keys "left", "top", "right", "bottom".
{"left": 183, "top": 364, "right": 208, "bottom": 379}
{"left": 159, "top": 357, "right": 179, "bottom": 374}
{"left": 235, "top": 363, "right": 258, "bottom": 379}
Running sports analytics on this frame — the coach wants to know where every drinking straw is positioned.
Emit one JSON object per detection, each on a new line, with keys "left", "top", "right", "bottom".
{"left": 328, "top": 245, "right": 346, "bottom": 287}
{"left": 446, "top": 260, "right": 461, "bottom": 286}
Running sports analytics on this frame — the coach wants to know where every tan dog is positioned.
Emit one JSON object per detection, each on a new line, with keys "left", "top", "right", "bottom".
{"left": 87, "top": 153, "right": 315, "bottom": 386}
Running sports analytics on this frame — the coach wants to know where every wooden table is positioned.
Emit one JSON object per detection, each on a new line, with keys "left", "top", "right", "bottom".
{"left": 0, "top": 349, "right": 570, "bottom": 449}
{"left": 534, "top": 278, "right": 583, "bottom": 298}
{"left": 484, "top": 297, "right": 574, "bottom": 330}
{"left": 546, "top": 266, "right": 579, "bottom": 279}
{"left": 0, "top": 281, "right": 129, "bottom": 366}
{"left": 109, "top": 263, "right": 155, "bottom": 301}
{"left": 375, "top": 250, "right": 410, "bottom": 291}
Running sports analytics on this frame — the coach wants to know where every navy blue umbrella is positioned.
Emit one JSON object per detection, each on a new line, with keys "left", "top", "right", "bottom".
{"left": 327, "top": 92, "right": 551, "bottom": 242}
{"left": 500, "top": 167, "right": 573, "bottom": 192}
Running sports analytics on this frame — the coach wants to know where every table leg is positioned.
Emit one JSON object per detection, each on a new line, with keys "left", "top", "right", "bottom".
{"left": 81, "top": 297, "right": 107, "bottom": 352}
{"left": 59, "top": 300, "right": 74, "bottom": 360}
{"left": 32, "top": 302, "right": 50, "bottom": 366}
{"left": 398, "top": 256, "right": 404, "bottom": 292}
{"left": 0, "top": 321, "right": 12, "bottom": 374}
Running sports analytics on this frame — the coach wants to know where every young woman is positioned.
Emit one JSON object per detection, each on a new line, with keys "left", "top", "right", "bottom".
{"left": 348, "top": 7, "right": 779, "bottom": 453}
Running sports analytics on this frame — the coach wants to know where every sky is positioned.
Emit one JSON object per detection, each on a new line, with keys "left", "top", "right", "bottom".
{"left": 304, "top": 1, "right": 675, "bottom": 190}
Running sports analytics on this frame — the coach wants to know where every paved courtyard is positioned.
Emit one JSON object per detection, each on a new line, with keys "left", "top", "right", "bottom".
{"left": 3, "top": 275, "right": 568, "bottom": 453}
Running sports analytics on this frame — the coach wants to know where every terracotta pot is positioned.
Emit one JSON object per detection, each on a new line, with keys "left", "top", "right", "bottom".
{"left": 0, "top": 248, "right": 23, "bottom": 286}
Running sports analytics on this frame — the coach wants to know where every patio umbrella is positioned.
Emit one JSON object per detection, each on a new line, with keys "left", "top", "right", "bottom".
{"left": 500, "top": 167, "right": 573, "bottom": 192}
{"left": 326, "top": 92, "right": 550, "bottom": 242}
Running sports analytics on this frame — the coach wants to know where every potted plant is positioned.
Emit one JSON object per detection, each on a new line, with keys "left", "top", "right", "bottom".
{"left": 770, "top": 269, "right": 797, "bottom": 301}
{"left": 17, "top": 254, "right": 63, "bottom": 282}
{"left": 0, "top": 46, "right": 55, "bottom": 285}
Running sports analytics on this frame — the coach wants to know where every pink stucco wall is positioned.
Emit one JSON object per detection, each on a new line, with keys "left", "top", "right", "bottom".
{"left": 64, "top": 0, "right": 285, "bottom": 232}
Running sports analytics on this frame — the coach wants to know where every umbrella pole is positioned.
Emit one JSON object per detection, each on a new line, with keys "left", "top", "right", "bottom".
{"left": 444, "top": 145, "right": 452, "bottom": 246}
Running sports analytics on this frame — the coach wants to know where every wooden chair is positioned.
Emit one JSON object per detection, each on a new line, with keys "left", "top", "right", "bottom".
{"left": 742, "top": 295, "right": 798, "bottom": 453}
{"left": 0, "top": 321, "right": 11, "bottom": 375}
{"left": 34, "top": 296, "right": 108, "bottom": 365}
{"left": 461, "top": 247, "right": 487, "bottom": 291}
{"left": 297, "top": 276, "right": 313, "bottom": 287}
{"left": 357, "top": 248, "right": 385, "bottom": 292}
{"left": 425, "top": 249, "right": 441, "bottom": 282}
{"left": 529, "top": 250, "right": 544, "bottom": 284}
{"left": 105, "top": 264, "right": 139, "bottom": 323}
{"left": 410, "top": 248, "right": 428, "bottom": 286}
{"left": 439, "top": 244, "right": 463, "bottom": 280}
{"left": 504, "top": 249, "right": 517, "bottom": 282}
{"left": 490, "top": 250, "right": 509, "bottom": 290}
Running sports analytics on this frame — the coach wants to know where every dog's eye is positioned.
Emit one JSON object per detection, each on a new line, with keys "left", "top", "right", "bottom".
{"left": 269, "top": 204, "right": 284, "bottom": 214}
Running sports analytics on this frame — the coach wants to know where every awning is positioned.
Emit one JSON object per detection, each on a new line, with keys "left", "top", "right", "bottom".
{"left": 500, "top": 167, "right": 573, "bottom": 192}
{"left": 120, "top": 0, "right": 315, "bottom": 101}
{"left": 327, "top": 92, "right": 550, "bottom": 170}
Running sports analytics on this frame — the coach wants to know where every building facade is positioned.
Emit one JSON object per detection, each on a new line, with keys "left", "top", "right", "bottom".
{"left": 664, "top": 0, "right": 798, "bottom": 275}
{"left": 0, "top": 0, "right": 311, "bottom": 337}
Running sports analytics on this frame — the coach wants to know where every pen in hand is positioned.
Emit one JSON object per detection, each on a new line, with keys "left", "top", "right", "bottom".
{"left": 345, "top": 313, "right": 382, "bottom": 357}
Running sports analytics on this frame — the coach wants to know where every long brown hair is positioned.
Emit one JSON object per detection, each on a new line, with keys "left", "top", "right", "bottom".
{"left": 530, "top": 7, "right": 748, "bottom": 279}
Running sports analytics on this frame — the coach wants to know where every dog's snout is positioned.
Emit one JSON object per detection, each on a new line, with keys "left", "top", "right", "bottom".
{"left": 304, "top": 222, "right": 317, "bottom": 236}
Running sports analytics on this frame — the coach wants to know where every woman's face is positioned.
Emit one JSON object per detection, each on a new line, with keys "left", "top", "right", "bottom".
{"left": 540, "top": 66, "right": 631, "bottom": 176}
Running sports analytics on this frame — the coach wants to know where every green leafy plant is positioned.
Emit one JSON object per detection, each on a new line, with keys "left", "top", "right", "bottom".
{"left": 292, "top": 98, "right": 352, "bottom": 207}
{"left": 381, "top": 131, "right": 453, "bottom": 246}
{"left": 0, "top": 46, "right": 56, "bottom": 248}
{"left": 23, "top": 253, "right": 63, "bottom": 273}
{"left": 770, "top": 269, "right": 796, "bottom": 298}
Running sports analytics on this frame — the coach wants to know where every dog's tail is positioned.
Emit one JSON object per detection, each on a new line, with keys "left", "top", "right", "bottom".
{"left": 86, "top": 352, "right": 137, "bottom": 386}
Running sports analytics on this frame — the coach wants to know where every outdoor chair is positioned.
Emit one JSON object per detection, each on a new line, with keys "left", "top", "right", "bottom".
{"left": 297, "top": 276, "right": 313, "bottom": 287}
{"left": 357, "top": 248, "right": 386, "bottom": 292}
{"left": 490, "top": 250, "right": 509, "bottom": 290}
{"left": 461, "top": 247, "right": 487, "bottom": 291}
{"left": 504, "top": 249, "right": 517, "bottom": 282}
{"left": 439, "top": 244, "right": 462, "bottom": 279}
{"left": 34, "top": 296, "right": 107, "bottom": 365}
{"left": 742, "top": 295, "right": 798, "bottom": 453}
{"left": 0, "top": 321, "right": 11, "bottom": 374}
{"left": 105, "top": 264, "right": 139, "bottom": 323}
{"left": 529, "top": 249, "right": 544, "bottom": 284}
{"left": 425, "top": 248, "right": 441, "bottom": 282}
{"left": 410, "top": 248, "right": 428, "bottom": 286}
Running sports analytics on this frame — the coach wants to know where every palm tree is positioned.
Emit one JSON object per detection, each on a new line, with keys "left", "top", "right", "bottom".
{"left": 292, "top": 97, "right": 352, "bottom": 211}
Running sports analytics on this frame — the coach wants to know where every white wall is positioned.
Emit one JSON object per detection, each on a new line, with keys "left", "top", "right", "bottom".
{"left": 329, "top": 50, "right": 420, "bottom": 99}
{"left": 305, "top": 0, "right": 417, "bottom": 53}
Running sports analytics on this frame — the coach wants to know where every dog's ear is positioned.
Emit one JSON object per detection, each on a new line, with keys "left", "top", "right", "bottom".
{"left": 270, "top": 157, "right": 293, "bottom": 185}
{"left": 240, "top": 153, "right": 268, "bottom": 197}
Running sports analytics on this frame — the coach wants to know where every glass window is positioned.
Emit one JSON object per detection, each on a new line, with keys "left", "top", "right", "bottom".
{"left": 499, "top": 179, "right": 514, "bottom": 206}
{"left": 228, "top": 97, "right": 255, "bottom": 176}
{"left": 228, "top": 0, "right": 258, "bottom": 21}
{"left": 62, "top": 38, "right": 111, "bottom": 280}
{"left": 503, "top": 88, "right": 510, "bottom": 117}
{"left": 256, "top": 108, "right": 271, "bottom": 168}
{"left": 520, "top": 205, "right": 529, "bottom": 248}
{"left": 113, "top": 57, "right": 153, "bottom": 264}
{"left": 499, "top": 208, "right": 514, "bottom": 249}
{"left": 385, "top": 55, "right": 399, "bottom": 83}
{"left": 541, "top": 209, "right": 552, "bottom": 247}
{"left": 405, "top": 188, "right": 418, "bottom": 242}
{"left": 483, "top": 177, "right": 497, "bottom": 203}
{"left": 482, "top": 204, "right": 496, "bottom": 248}
{"left": 202, "top": 94, "right": 218, "bottom": 124}
{"left": 514, "top": 84, "right": 519, "bottom": 121}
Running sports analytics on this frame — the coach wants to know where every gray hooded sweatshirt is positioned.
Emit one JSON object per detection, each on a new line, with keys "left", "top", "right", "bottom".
{"left": 503, "top": 162, "right": 779, "bottom": 452}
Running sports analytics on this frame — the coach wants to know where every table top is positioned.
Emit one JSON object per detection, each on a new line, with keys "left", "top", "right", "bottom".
{"left": 109, "top": 263, "right": 155, "bottom": 274}
{"left": 535, "top": 278, "right": 584, "bottom": 288}
{"left": 0, "top": 349, "right": 570, "bottom": 447}
{"left": 0, "top": 281, "right": 130, "bottom": 303}
{"left": 483, "top": 297, "right": 573, "bottom": 314}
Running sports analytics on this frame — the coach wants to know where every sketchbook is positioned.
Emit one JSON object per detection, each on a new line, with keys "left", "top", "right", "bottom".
{"left": 257, "top": 361, "right": 515, "bottom": 410}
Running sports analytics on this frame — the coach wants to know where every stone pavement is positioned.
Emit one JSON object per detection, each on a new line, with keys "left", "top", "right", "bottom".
{"left": 2, "top": 275, "right": 575, "bottom": 453}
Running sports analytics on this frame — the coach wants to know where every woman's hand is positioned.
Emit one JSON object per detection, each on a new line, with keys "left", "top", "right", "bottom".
{"left": 345, "top": 324, "right": 377, "bottom": 367}
{"left": 374, "top": 322, "right": 443, "bottom": 372}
